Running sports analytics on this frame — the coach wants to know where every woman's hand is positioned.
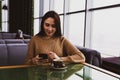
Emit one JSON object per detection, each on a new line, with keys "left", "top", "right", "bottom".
{"left": 32, "top": 55, "right": 49, "bottom": 65}
{"left": 32, "top": 52, "right": 60, "bottom": 65}
{"left": 32, "top": 55, "right": 40, "bottom": 65}
{"left": 48, "top": 51, "right": 60, "bottom": 60}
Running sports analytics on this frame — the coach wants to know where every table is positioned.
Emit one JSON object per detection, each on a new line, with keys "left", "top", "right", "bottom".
{"left": 0, "top": 63, "right": 119, "bottom": 80}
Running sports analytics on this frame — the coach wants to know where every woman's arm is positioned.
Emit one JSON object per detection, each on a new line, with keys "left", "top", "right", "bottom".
{"left": 61, "top": 37, "right": 85, "bottom": 63}
{"left": 25, "top": 37, "right": 35, "bottom": 64}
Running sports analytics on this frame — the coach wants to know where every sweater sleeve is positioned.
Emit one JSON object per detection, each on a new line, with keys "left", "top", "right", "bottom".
{"left": 61, "top": 37, "right": 85, "bottom": 63}
{"left": 25, "top": 37, "right": 35, "bottom": 64}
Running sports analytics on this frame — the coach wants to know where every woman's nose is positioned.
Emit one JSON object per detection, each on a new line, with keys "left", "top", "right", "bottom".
{"left": 48, "top": 26, "right": 52, "bottom": 31}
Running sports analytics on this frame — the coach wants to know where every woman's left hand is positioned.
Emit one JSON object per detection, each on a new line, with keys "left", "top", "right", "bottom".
{"left": 47, "top": 51, "right": 60, "bottom": 60}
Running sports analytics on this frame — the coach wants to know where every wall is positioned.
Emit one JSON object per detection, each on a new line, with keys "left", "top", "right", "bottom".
{"left": 9, "top": 0, "right": 33, "bottom": 35}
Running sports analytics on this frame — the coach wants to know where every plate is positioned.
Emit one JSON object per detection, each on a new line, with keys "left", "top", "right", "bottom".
{"left": 51, "top": 66, "right": 67, "bottom": 70}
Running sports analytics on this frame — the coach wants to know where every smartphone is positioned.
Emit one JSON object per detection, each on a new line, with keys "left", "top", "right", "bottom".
{"left": 39, "top": 53, "right": 48, "bottom": 60}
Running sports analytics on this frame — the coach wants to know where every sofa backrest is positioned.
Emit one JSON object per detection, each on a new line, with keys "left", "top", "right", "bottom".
{"left": 4, "top": 39, "right": 24, "bottom": 44}
{"left": 2, "top": 33, "right": 16, "bottom": 39}
{"left": 7, "top": 44, "right": 28, "bottom": 65}
{"left": 0, "top": 33, "right": 2, "bottom": 39}
{"left": 0, "top": 32, "right": 31, "bottom": 39}
{"left": 76, "top": 46, "right": 102, "bottom": 67}
{"left": 0, "top": 44, "right": 8, "bottom": 66}
{"left": 0, "top": 39, "right": 5, "bottom": 44}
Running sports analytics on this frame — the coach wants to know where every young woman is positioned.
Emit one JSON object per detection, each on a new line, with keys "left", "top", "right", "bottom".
{"left": 25, "top": 11, "right": 85, "bottom": 65}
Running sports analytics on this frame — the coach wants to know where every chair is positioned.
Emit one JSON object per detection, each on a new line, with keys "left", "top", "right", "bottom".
{"left": 76, "top": 46, "right": 102, "bottom": 67}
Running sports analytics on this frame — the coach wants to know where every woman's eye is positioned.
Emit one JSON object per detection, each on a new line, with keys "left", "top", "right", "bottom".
{"left": 52, "top": 25, "right": 55, "bottom": 28}
{"left": 45, "top": 23, "right": 50, "bottom": 27}
{"left": 45, "top": 23, "right": 55, "bottom": 28}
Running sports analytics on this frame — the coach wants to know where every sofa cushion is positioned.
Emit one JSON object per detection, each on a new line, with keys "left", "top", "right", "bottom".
{"left": 0, "top": 39, "right": 5, "bottom": 44}
{"left": 0, "top": 33, "right": 2, "bottom": 39}
{"left": 102, "top": 57, "right": 120, "bottom": 75}
{"left": 7, "top": 44, "right": 28, "bottom": 65}
{"left": 0, "top": 44, "right": 8, "bottom": 66}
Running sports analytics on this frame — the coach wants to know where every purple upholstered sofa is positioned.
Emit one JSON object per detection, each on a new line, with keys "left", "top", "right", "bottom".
{"left": 0, "top": 33, "right": 102, "bottom": 67}
{"left": 0, "top": 32, "right": 31, "bottom": 66}
{"left": 0, "top": 43, "right": 28, "bottom": 66}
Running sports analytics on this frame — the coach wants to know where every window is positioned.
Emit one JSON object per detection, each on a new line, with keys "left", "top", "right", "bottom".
{"left": 92, "top": 7, "right": 120, "bottom": 57}
{"left": 54, "top": 0, "right": 64, "bottom": 14}
{"left": 93, "top": 0, "right": 120, "bottom": 8}
{"left": 69, "top": 0, "right": 85, "bottom": 12}
{"left": 68, "top": 13, "right": 85, "bottom": 46}
{"left": 60, "top": 16, "right": 63, "bottom": 34}
{"left": 34, "top": 0, "right": 40, "bottom": 18}
{"left": 1, "top": 0, "right": 8, "bottom": 32}
{"left": 34, "top": 19, "right": 40, "bottom": 35}
{"left": 43, "top": 0, "right": 50, "bottom": 14}
{"left": 34, "top": 0, "right": 120, "bottom": 57}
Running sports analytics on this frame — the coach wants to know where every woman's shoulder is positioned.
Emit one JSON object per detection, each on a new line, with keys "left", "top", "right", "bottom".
{"left": 31, "top": 35, "right": 37, "bottom": 39}
{"left": 59, "top": 36, "right": 72, "bottom": 44}
{"left": 30, "top": 34, "right": 42, "bottom": 41}
{"left": 59, "top": 36, "right": 68, "bottom": 41}
{"left": 59, "top": 36, "right": 64, "bottom": 39}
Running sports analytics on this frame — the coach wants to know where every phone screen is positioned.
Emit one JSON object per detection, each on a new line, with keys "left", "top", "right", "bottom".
{"left": 39, "top": 54, "right": 48, "bottom": 59}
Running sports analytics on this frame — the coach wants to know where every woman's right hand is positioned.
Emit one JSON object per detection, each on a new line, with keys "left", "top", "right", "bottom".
{"left": 32, "top": 55, "right": 40, "bottom": 65}
{"left": 32, "top": 55, "right": 49, "bottom": 65}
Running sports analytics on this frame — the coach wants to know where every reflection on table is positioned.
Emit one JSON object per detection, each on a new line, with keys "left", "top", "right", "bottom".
{"left": 0, "top": 63, "right": 84, "bottom": 80}
{"left": 0, "top": 63, "right": 119, "bottom": 80}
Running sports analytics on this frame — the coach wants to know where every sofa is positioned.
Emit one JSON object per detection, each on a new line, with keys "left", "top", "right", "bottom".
{"left": 0, "top": 32, "right": 102, "bottom": 67}
{"left": 0, "top": 32, "right": 30, "bottom": 66}
{"left": 0, "top": 43, "right": 28, "bottom": 66}
{"left": 0, "top": 39, "right": 102, "bottom": 67}
{"left": 0, "top": 38, "right": 30, "bottom": 66}
{"left": 102, "top": 57, "right": 120, "bottom": 75}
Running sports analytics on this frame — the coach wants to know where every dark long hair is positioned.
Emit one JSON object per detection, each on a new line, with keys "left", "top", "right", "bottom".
{"left": 37, "top": 11, "right": 62, "bottom": 37}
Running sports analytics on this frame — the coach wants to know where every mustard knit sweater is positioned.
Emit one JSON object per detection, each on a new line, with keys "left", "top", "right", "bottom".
{"left": 25, "top": 35, "right": 85, "bottom": 64}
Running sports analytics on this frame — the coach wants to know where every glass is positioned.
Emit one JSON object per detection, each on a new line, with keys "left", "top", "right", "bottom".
{"left": 54, "top": 0, "right": 64, "bottom": 14}
{"left": 91, "top": 7, "right": 120, "bottom": 57}
{"left": 43, "top": 0, "right": 50, "bottom": 14}
{"left": 60, "top": 15, "right": 63, "bottom": 34}
{"left": 0, "top": 64, "right": 119, "bottom": 80}
{"left": 34, "top": 19, "right": 40, "bottom": 35}
{"left": 2, "top": 0, "right": 8, "bottom": 32}
{"left": 68, "top": 13, "right": 85, "bottom": 46}
{"left": 69, "top": 0, "right": 85, "bottom": 12}
{"left": 92, "top": 0, "right": 120, "bottom": 8}
{"left": 91, "top": 69, "right": 119, "bottom": 80}
{"left": 0, "top": 64, "right": 84, "bottom": 80}
{"left": 34, "top": 0, "right": 40, "bottom": 18}
{"left": 2, "top": 22, "right": 8, "bottom": 32}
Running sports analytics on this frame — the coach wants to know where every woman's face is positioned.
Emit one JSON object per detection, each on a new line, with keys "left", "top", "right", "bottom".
{"left": 43, "top": 17, "right": 56, "bottom": 37}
